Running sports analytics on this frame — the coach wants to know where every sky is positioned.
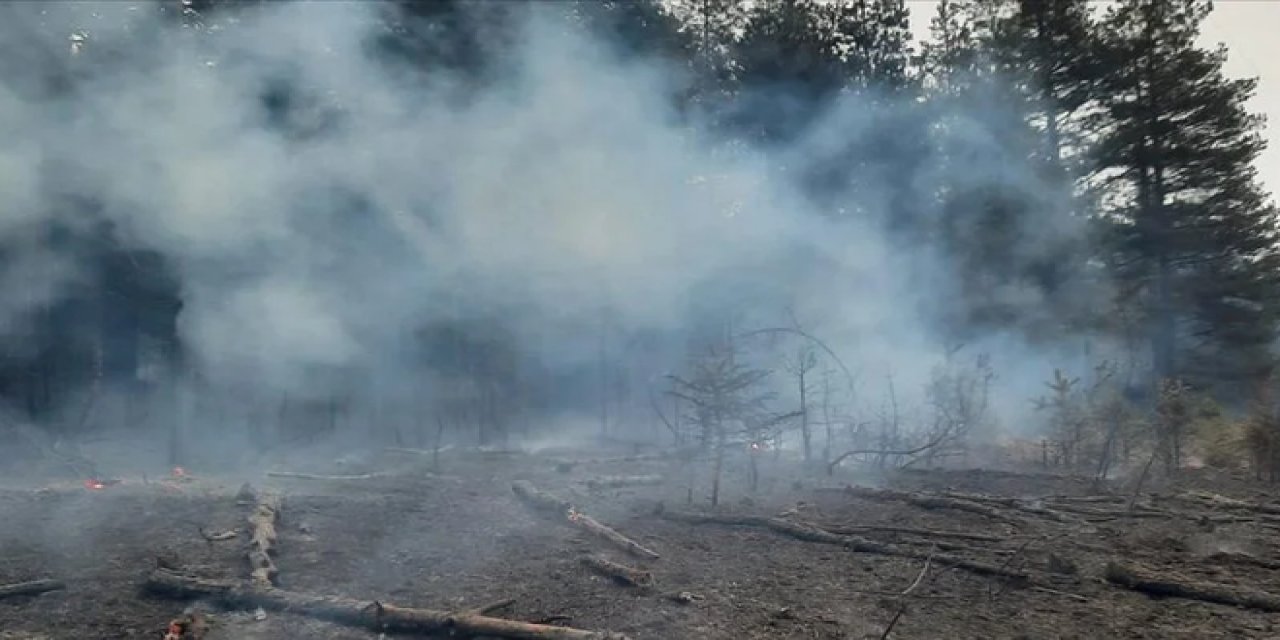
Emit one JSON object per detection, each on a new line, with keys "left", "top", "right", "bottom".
{"left": 906, "top": 0, "right": 1280, "bottom": 199}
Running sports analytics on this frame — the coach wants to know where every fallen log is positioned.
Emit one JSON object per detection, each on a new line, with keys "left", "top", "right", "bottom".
{"left": 580, "top": 555, "right": 654, "bottom": 588}
{"left": 1176, "top": 491, "right": 1280, "bottom": 516}
{"left": 1105, "top": 562, "right": 1280, "bottom": 612}
{"left": 144, "top": 569, "right": 630, "bottom": 639}
{"left": 0, "top": 579, "right": 65, "bottom": 600}
{"left": 659, "top": 510, "right": 1026, "bottom": 581}
{"left": 936, "top": 492, "right": 1083, "bottom": 524}
{"left": 818, "top": 523, "right": 1003, "bottom": 543}
{"left": 385, "top": 446, "right": 455, "bottom": 457}
{"left": 512, "top": 481, "right": 660, "bottom": 561}
{"left": 266, "top": 471, "right": 393, "bottom": 481}
{"left": 830, "top": 486, "right": 1024, "bottom": 525}
{"left": 1203, "top": 551, "right": 1280, "bottom": 571}
{"left": 247, "top": 493, "right": 281, "bottom": 587}
{"left": 586, "top": 475, "right": 664, "bottom": 491}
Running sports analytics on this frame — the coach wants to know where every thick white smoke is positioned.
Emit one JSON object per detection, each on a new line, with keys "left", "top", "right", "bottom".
{"left": 0, "top": 0, "right": 1104, "bottom": 457}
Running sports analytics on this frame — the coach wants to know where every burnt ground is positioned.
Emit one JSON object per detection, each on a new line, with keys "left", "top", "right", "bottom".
{"left": 2, "top": 448, "right": 1280, "bottom": 639}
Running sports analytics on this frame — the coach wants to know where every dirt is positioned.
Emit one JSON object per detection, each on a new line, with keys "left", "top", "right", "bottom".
{"left": 3, "top": 449, "right": 1280, "bottom": 639}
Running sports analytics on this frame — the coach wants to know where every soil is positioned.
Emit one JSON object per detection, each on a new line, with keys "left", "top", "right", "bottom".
{"left": 3, "top": 447, "right": 1280, "bottom": 639}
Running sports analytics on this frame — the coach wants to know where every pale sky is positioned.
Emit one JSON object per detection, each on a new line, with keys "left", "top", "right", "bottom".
{"left": 906, "top": 0, "right": 1280, "bottom": 198}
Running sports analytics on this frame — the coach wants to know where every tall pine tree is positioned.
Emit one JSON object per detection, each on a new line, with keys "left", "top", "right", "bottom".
{"left": 1093, "top": 0, "right": 1280, "bottom": 394}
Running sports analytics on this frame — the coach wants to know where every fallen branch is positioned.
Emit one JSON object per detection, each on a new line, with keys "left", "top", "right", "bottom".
{"left": 385, "top": 445, "right": 455, "bottom": 457}
{"left": 880, "top": 551, "right": 934, "bottom": 640}
{"left": 586, "top": 475, "right": 664, "bottom": 491}
{"left": 828, "top": 433, "right": 948, "bottom": 474}
{"left": 512, "top": 481, "right": 660, "bottom": 561}
{"left": 830, "top": 487, "right": 1024, "bottom": 525}
{"left": 580, "top": 555, "right": 654, "bottom": 588}
{"left": 1176, "top": 490, "right": 1280, "bottom": 516}
{"left": 818, "top": 523, "right": 1003, "bottom": 543}
{"left": 465, "top": 599, "right": 517, "bottom": 616}
{"left": 198, "top": 527, "right": 239, "bottom": 543}
{"left": 658, "top": 510, "right": 1026, "bottom": 581}
{"left": 937, "top": 492, "right": 1083, "bottom": 525}
{"left": 266, "top": 471, "right": 393, "bottom": 481}
{"left": 1105, "top": 561, "right": 1280, "bottom": 612}
{"left": 0, "top": 579, "right": 65, "bottom": 600}
{"left": 144, "top": 569, "right": 630, "bottom": 639}
{"left": 247, "top": 493, "right": 281, "bottom": 587}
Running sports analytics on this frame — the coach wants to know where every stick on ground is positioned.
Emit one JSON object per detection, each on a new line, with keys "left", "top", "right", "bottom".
{"left": 580, "top": 555, "right": 655, "bottom": 588}
{"left": 512, "top": 481, "right": 660, "bottom": 561}
{"left": 144, "top": 569, "right": 630, "bottom": 640}
{"left": 266, "top": 471, "right": 393, "bottom": 481}
{"left": 1105, "top": 561, "right": 1280, "bottom": 612}
{"left": 832, "top": 486, "right": 1025, "bottom": 525}
{"left": 818, "top": 523, "right": 1003, "bottom": 543}
{"left": 585, "top": 476, "right": 664, "bottom": 491}
{"left": 0, "top": 579, "right": 65, "bottom": 600}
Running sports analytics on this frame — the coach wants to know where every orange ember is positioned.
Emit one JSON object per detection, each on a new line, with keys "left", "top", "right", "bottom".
{"left": 163, "top": 621, "right": 183, "bottom": 640}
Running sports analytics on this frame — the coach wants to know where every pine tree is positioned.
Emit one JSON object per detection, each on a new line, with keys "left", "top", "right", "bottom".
{"left": 916, "top": 0, "right": 1083, "bottom": 340}
{"left": 1093, "top": 0, "right": 1280, "bottom": 392}
{"left": 989, "top": 0, "right": 1098, "bottom": 173}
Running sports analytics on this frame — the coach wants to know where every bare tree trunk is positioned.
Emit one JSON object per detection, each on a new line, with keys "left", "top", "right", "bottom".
{"left": 711, "top": 419, "right": 724, "bottom": 507}
{"left": 799, "top": 365, "right": 810, "bottom": 462}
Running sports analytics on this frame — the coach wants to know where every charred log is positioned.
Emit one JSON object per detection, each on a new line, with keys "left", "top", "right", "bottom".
{"left": 144, "top": 569, "right": 630, "bottom": 639}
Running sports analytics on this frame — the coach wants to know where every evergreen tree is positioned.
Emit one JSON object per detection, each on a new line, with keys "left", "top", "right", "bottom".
{"left": 1093, "top": 0, "right": 1280, "bottom": 392}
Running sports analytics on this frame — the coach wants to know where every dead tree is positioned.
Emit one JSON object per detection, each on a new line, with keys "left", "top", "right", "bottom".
{"left": 1155, "top": 379, "right": 1193, "bottom": 474}
{"left": 666, "top": 339, "right": 773, "bottom": 506}
{"left": 784, "top": 346, "right": 817, "bottom": 462}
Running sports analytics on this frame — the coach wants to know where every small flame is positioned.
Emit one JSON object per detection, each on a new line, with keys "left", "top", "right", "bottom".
{"left": 84, "top": 479, "right": 105, "bottom": 490}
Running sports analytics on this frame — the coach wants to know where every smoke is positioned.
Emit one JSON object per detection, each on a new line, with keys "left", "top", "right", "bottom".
{"left": 0, "top": 0, "right": 1106, "bottom": 460}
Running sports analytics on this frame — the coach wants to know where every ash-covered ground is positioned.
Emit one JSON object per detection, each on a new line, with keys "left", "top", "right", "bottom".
{"left": 2, "top": 445, "right": 1279, "bottom": 639}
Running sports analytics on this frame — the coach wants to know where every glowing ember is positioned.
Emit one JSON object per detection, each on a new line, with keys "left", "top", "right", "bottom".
{"left": 163, "top": 621, "right": 183, "bottom": 640}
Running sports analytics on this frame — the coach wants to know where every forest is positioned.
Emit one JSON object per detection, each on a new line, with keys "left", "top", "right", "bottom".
{"left": 3, "top": 1, "right": 1280, "bottom": 639}
{"left": 2, "top": 0, "right": 1274, "bottom": 480}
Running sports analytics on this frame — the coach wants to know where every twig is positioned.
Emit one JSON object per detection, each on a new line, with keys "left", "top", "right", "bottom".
{"left": 880, "top": 549, "right": 934, "bottom": 640}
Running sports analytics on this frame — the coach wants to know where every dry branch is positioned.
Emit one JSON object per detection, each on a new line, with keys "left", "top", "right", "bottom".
{"left": 512, "top": 481, "right": 660, "bottom": 561}
{"left": 266, "top": 471, "right": 392, "bottom": 481}
{"left": 658, "top": 510, "right": 1026, "bottom": 581}
{"left": 937, "top": 492, "right": 1082, "bottom": 524}
{"left": 0, "top": 579, "right": 65, "bottom": 600}
{"left": 830, "top": 486, "right": 1024, "bottom": 525}
{"left": 1175, "top": 491, "right": 1280, "bottom": 516}
{"left": 818, "top": 524, "right": 1003, "bottom": 543}
{"left": 586, "top": 475, "right": 664, "bottom": 491}
{"left": 247, "top": 493, "right": 281, "bottom": 587}
{"left": 385, "top": 446, "right": 455, "bottom": 457}
{"left": 580, "top": 555, "right": 654, "bottom": 588}
{"left": 828, "top": 433, "right": 949, "bottom": 473}
{"left": 144, "top": 569, "right": 630, "bottom": 639}
{"left": 198, "top": 527, "right": 239, "bottom": 542}
{"left": 1105, "top": 562, "right": 1280, "bottom": 612}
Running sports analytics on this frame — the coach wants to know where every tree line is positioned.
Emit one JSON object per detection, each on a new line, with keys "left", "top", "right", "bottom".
{"left": 0, "top": 0, "right": 1275, "bottom": 470}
